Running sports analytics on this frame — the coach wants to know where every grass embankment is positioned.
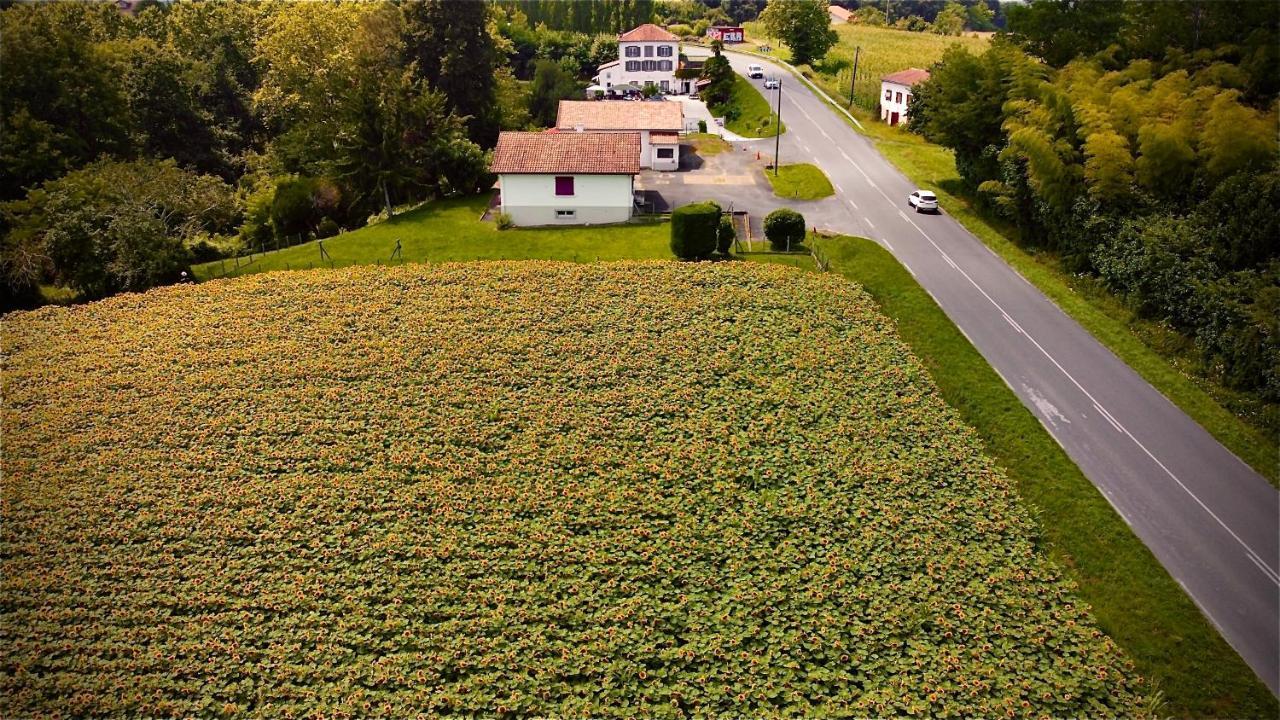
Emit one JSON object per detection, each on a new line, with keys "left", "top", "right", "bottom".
{"left": 685, "top": 132, "right": 732, "bottom": 155}
{"left": 193, "top": 195, "right": 670, "bottom": 280}
{"left": 2, "top": 262, "right": 1144, "bottom": 717}
{"left": 710, "top": 74, "right": 785, "bottom": 138}
{"left": 798, "top": 234, "right": 1277, "bottom": 719}
{"left": 762, "top": 163, "right": 834, "bottom": 200}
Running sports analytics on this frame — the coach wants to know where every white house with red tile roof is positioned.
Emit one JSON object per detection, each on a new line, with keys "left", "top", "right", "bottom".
{"left": 828, "top": 4, "right": 853, "bottom": 24}
{"left": 880, "top": 68, "right": 930, "bottom": 125}
{"left": 490, "top": 132, "right": 641, "bottom": 227}
{"left": 556, "top": 100, "right": 684, "bottom": 171}
{"left": 594, "top": 23, "right": 680, "bottom": 95}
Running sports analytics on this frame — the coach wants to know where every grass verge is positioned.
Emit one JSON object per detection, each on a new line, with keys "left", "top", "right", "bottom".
{"left": 762, "top": 163, "right": 835, "bottom": 200}
{"left": 194, "top": 195, "right": 671, "bottom": 280}
{"left": 711, "top": 74, "right": 785, "bottom": 138}
{"left": 685, "top": 132, "right": 732, "bottom": 155}
{"left": 808, "top": 233, "right": 1278, "bottom": 718}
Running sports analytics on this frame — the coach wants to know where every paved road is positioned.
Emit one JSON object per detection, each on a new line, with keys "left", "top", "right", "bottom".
{"left": 709, "top": 50, "right": 1280, "bottom": 694}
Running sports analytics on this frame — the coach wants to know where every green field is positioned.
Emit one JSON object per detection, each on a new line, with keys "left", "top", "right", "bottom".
{"left": 193, "top": 195, "right": 671, "bottom": 280}
{"left": 762, "top": 163, "right": 835, "bottom": 200}
{"left": 802, "top": 234, "right": 1279, "bottom": 718}
{"left": 2, "top": 262, "right": 1143, "bottom": 716}
{"left": 743, "top": 23, "right": 989, "bottom": 110}
{"left": 685, "top": 132, "right": 732, "bottom": 155}
{"left": 711, "top": 74, "right": 786, "bottom": 138}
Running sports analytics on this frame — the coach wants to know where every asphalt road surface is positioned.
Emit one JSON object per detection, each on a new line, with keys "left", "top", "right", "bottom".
{"left": 714, "top": 50, "right": 1280, "bottom": 694}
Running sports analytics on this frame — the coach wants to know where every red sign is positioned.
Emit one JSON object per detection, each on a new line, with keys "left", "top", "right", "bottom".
{"left": 707, "top": 26, "right": 745, "bottom": 43}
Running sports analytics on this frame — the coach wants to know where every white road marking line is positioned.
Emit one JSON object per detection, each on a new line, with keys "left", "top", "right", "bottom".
{"left": 880, "top": 236, "right": 894, "bottom": 251}
{"left": 802, "top": 143, "right": 811, "bottom": 153}
{"left": 1248, "top": 553, "right": 1280, "bottom": 584}
{"left": 892, "top": 210, "right": 1280, "bottom": 586}
{"left": 839, "top": 149, "right": 852, "bottom": 162}
{"left": 1001, "top": 312, "right": 1023, "bottom": 335}
{"left": 864, "top": 217, "right": 875, "bottom": 229}
{"left": 1093, "top": 402, "right": 1124, "bottom": 433}
{"left": 834, "top": 183, "right": 844, "bottom": 193}
{"left": 848, "top": 199, "right": 858, "bottom": 210}
{"left": 818, "top": 128, "right": 831, "bottom": 140}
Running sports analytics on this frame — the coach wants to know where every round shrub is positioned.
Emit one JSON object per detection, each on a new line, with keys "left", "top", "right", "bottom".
{"left": 670, "top": 201, "right": 721, "bottom": 260}
{"left": 764, "top": 208, "right": 805, "bottom": 251}
{"left": 717, "top": 216, "right": 736, "bottom": 255}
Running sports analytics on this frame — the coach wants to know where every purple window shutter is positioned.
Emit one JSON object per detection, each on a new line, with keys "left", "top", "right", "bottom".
{"left": 555, "top": 176, "right": 574, "bottom": 196}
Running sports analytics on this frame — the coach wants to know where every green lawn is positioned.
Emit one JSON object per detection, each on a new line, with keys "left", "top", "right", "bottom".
{"left": 805, "top": 233, "right": 1278, "bottom": 719}
{"left": 762, "top": 163, "right": 835, "bottom": 200}
{"left": 685, "top": 132, "right": 732, "bottom": 155}
{"left": 710, "top": 74, "right": 785, "bottom": 138}
{"left": 194, "top": 195, "right": 671, "bottom": 280}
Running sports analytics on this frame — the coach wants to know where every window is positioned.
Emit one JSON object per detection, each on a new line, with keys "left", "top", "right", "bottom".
{"left": 657, "top": 45, "right": 673, "bottom": 57}
{"left": 656, "top": 148, "right": 674, "bottom": 159}
{"left": 658, "top": 60, "right": 673, "bottom": 71}
{"left": 554, "top": 176, "right": 574, "bottom": 196}
{"left": 904, "top": 94, "right": 911, "bottom": 106}
{"left": 642, "top": 60, "right": 656, "bottom": 72}
{"left": 626, "top": 61, "right": 640, "bottom": 72}
{"left": 660, "top": 79, "right": 669, "bottom": 91}
{"left": 555, "top": 209, "right": 576, "bottom": 219}
{"left": 625, "top": 46, "right": 640, "bottom": 57}
{"left": 644, "top": 45, "right": 654, "bottom": 57}
{"left": 895, "top": 91, "right": 903, "bottom": 103}
{"left": 884, "top": 88, "right": 892, "bottom": 100}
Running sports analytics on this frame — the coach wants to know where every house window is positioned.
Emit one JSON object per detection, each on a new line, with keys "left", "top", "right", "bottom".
{"left": 642, "top": 60, "right": 656, "bottom": 72}
{"left": 660, "top": 79, "right": 669, "bottom": 91}
{"left": 658, "top": 45, "right": 673, "bottom": 57}
{"left": 644, "top": 45, "right": 654, "bottom": 57}
{"left": 904, "top": 94, "right": 911, "bottom": 106}
{"left": 555, "top": 209, "right": 577, "bottom": 219}
{"left": 626, "top": 61, "right": 640, "bottom": 72}
{"left": 884, "top": 88, "right": 892, "bottom": 100}
{"left": 554, "top": 176, "right": 574, "bottom": 196}
{"left": 625, "top": 46, "right": 640, "bottom": 57}
{"left": 656, "top": 148, "right": 674, "bottom": 158}
{"left": 658, "top": 60, "right": 673, "bottom": 71}
{"left": 895, "top": 91, "right": 903, "bottom": 103}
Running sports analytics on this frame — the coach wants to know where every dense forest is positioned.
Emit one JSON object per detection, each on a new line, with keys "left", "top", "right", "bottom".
{"left": 909, "top": 0, "right": 1280, "bottom": 425}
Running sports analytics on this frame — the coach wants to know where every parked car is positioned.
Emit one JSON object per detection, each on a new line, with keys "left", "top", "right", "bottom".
{"left": 763, "top": 77, "right": 780, "bottom": 90}
{"left": 747, "top": 64, "right": 764, "bottom": 79}
{"left": 908, "top": 190, "right": 939, "bottom": 213}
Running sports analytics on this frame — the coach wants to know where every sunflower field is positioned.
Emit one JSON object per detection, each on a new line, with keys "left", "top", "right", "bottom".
{"left": 1, "top": 262, "right": 1144, "bottom": 717}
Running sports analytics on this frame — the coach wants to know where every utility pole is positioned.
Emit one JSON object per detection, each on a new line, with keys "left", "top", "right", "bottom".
{"left": 848, "top": 46, "right": 861, "bottom": 107}
{"left": 774, "top": 76, "right": 782, "bottom": 176}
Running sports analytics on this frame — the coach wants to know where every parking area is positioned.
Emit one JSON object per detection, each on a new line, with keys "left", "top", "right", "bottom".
{"left": 635, "top": 137, "right": 851, "bottom": 239}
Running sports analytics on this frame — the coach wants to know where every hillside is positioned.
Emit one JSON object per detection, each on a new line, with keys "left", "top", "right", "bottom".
{"left": 1, "top": 263, "right": 1143, "bottom": 717}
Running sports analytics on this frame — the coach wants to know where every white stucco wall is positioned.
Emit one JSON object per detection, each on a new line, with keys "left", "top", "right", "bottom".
{"left": 650, "top": 143, "right": 679, "bottom": 171}
{"left": 617, "top": 41, "right": 678, "bottom": 91}
{"left": 499, "top": 173, "right": 634, "bottom": 226}
{"left": 879, "top": 81, "right": 914, "bottom": 124}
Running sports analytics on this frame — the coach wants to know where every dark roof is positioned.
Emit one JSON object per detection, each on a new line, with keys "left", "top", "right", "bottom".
{"left": 490, "top": 132, "right": 641, "bottom": 175}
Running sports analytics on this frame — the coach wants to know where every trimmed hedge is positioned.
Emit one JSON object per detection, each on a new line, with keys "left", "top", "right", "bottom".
{"left": 670, "top": 201, "right": 721, "bottom": 259}
{"left": 765, "top": 208, "right": 805, "bottom": 251}
{"left": 717, "top": 216, "right": 735, "bottom": 254}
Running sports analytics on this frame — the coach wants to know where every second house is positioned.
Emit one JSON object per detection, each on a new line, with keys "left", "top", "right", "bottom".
{"left": 556, "top": 100, "right": 683, "bottom": 171}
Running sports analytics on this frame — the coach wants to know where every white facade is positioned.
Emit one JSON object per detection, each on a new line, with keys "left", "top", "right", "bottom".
{"left": 649, "top": 138, "right": 679, "bottom": 171}
{"left": 498, "top": 174, "right": 634, "bottom": 227}
{"left": 616, "top": 40, "right": 678, "bottom": 91}
{"left": 880, "top": 81, "right": 914, "bottom": 125}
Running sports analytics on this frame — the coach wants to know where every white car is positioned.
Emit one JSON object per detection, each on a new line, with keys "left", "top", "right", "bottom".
{"left": 763, "top": 77, "right": 780, "bottom": 90}
{"left": 747, "top": 64, "right": 764, "bottom": 79}
{"left": 908, "top": 189, "right": 938, "bottom": 213}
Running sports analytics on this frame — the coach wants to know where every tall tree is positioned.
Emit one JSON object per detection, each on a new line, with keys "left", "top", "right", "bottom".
{"left": 758, "top": 0, "right": 837, "bottom": 66}
{"left": 402, "top": 0, "right": 501, "bottom": 148}
{"left": 1004, "top": 0, "right": 1125, "bottom": 68}
{"left": 528, "top": 59, "right": 581, "bottom": 127}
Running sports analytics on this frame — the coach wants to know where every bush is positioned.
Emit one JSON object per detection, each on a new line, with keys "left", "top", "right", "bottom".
{"left": 495, "top": 212, "right": 514, "bottom": 230}
{"left": 698, "top": 119, "right": 708, "bottom": 133}
{"left": 764, "top": 208, "right": 805, "bottom": 251}
{"left": 717, "top": 216, "right": 736, "bottom": 254}
{"left": 316, "top": 217, "right": 340, "bottom": 239}
{"left": 670, "top": 201, "right": 721, "bottom": 259}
